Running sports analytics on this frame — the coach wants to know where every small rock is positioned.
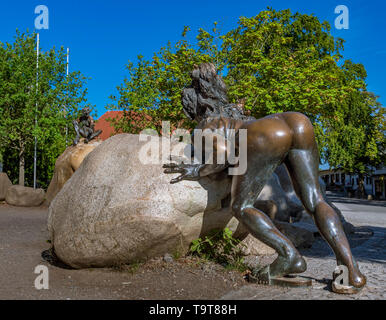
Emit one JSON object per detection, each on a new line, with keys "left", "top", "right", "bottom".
{"left": 243, "top": 255, "right": 261, "bottom": 270}
{"left": 5, "top": 185, "right": 45, "bottom": 207}
{"left": 0, "top": 173, "right": 12, "bottom": 201}
{"left": 237, "top": 234, "right": 276, "bottom": 256}
{"left": 163, "top": 253, "right": 174, "bottom": 263}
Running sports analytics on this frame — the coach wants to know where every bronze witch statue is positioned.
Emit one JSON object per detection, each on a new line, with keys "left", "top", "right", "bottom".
{"left": 163, "top": 63, "right": 366, "bottom": 294}
{"left": 72, "top": 107, "right": 102, "bottom": 146}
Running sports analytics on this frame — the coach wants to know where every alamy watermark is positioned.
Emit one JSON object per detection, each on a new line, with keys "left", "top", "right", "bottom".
{"left": 333, "top": 265, "right": 349, "bottom": 289}
{"left": 34, "top": 265, "right": 49, "bottom": 290}
{"left": 138, "top": 122, "right": 248, "bottom": 175}
{"left": 34, "top": 5, "right": 49, "bottom": 30}
{"left": 334, "top": 5, "right": 349, "bottom": 30}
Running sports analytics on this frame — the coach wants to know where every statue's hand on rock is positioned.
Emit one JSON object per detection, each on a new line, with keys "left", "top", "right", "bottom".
{"left": 163, "top": 156, "right": 202, "bottom": 184}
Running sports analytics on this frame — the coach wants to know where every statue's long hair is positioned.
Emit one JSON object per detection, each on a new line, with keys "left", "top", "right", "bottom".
{"left": 182, "top": 63, "right": 254, "bottom": 122}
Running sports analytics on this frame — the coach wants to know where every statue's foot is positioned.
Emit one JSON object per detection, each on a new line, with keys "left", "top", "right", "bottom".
{"left": 250, "top": 253, "right": 307, "bottom": 285}
{"left": 250, "top": 265, "right": 270, "bottom": 285}
{"left": 349, "top": 266, "right": 367, "bottom": 289}
{"left": 331, "top": 267, "right": 366, "bottom": 294}
{"left": 269, "top": 253, "right": 307, "bottom": 277}
{"left": 250, "top": 264, "right": 312, "bottom": 288}
{"left": 87, "top": 130, "right": 102, "bottom": 142}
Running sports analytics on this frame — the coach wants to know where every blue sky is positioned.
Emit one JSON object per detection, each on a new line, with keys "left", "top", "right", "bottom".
{"left": 0, "top": 0, "right": 385, "bottom": 117}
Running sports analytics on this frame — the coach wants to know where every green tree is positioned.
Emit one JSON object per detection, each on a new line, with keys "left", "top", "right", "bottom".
{"left": 0, "top": 30, "right": 91, "bottom": 187}
{"left": 220, "top": 9, "right": 384, "bottom": 191}
{"left": 320, "top": 60, "right": 385, "bottom": 195}
{"left": 222, "top": 9, "right": 345, "bottom": 119}
{"left": 108, "top": 26, "right": 219, "bottom": 133}
{"left": 108, "top": 8, "right": 384, "bottom": 175}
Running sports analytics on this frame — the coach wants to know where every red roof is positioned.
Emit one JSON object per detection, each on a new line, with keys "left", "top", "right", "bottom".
{"left": 95, "top": 110, "right": 188, "bottom": 140}
{"left": 94, "top": 111, "right": 123, "bottom": 141}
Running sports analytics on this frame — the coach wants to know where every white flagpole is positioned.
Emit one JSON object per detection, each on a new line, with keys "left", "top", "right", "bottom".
{"left": 65, "top": 47, "right": 69, "bottom": 146}
{"left": 33, "top": 33, "right": 39, "bottom": 189}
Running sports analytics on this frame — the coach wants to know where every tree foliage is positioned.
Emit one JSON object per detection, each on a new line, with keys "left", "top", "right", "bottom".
{"left": 0, "top": 30, "right": 92, "bottom": 187}
{"left": 108, "top": 8, "right": 384, "bottom": 174}
{"left": 108, "top": 26, "right": 218, "bottom": 133}
{"left": 319, "top": 60, "right": 385, "bottom": 175}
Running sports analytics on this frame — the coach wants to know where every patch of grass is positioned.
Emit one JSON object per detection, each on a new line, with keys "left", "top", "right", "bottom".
{"left": 172, "top": 249, "right": 183, "bottom": 261}
{"left": 111, "top": 261, "right": 143, "bottom": 274}
{"left": 127, "top": 262, "right": 142, "bottom": 274}
{"left": 189, "top": 228, "right": 248, "bottom": 272}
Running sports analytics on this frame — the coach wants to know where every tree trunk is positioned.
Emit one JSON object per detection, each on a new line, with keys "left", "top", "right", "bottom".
{"left": 19, "top": 144, "right": 25, "bottom": 186}
{"left": 357, "top": 174, "right": 366, "bottom": 199}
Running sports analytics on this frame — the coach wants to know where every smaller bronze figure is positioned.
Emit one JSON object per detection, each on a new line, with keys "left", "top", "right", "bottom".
{"left": 72, "top": 107, "right": 102, "bottom": 146}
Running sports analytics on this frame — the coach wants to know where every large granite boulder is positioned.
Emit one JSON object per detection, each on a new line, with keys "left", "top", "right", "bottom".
{"left": 49, "top": 133, "right": 316, "bottom": 268}
{"left": 44, "top": 139, "right": 101, "bottom": 206}
{"left": 0, "top": 172, "right": 12, "bottom": 201}
{"left": 6, "top": 185, "right": 45, "bottom": 207}
{"left": 49, "top": 134, "right": 231, "bottom": 268}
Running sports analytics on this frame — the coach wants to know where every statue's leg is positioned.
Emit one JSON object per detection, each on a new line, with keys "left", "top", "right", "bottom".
{"left": 87, "top": 129, "right": 102, "bottom": 142}
{"left": 284, "top": 146, "right": 366, "bottom": 290}
{"left": 79, "top": 127, "right": 88, "bottom": 141}
{"left": 230, "top": 167, "right": 306, "bottom": 280}
{"left": 83, "top": 127, "right": 92, "bottom": 143}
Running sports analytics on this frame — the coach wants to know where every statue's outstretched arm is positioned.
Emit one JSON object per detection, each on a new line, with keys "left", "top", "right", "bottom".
{"left": 163, "top": 160, "right": 229, "bottom": 184}
{"left": 164, "top": 123, "right": 231, "bottom": 183}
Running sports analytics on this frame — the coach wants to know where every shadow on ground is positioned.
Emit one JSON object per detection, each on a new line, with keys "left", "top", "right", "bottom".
{"left": 299, "top": 225, "right": 386, "bottom": 264}
{"left": 41, "top": 248, "right": 73, "bottom": 269}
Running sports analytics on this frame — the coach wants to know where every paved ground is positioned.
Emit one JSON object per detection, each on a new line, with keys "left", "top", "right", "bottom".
{"left": 0, "top": 204, "right": 246, "bottom": 300}
{"left": 0, "top": 196, "right": 384, "bottom": 300}
{"left": 222, "top": 197, "right": 386, "bottom": 300}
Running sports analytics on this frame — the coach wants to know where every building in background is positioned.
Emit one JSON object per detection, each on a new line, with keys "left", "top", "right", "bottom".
{"left": 94, "top": 111, "right": 123, "bottom": 141}
{"left": 320, "top": 167, "right": 385, "bottom": 199}
{"left": 372, "top": 167, "right": 386, "bottom": 199}
{"left": 94, "top": 110, "right": 153, "bottom": 141}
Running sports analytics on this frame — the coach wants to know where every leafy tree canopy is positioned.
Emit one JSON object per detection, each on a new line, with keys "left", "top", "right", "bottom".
{"left": 0, "top": 30, "right": 93, "bottom": 187}
{"left": 108, "top": 8, "right": 384, "bottom": 175}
